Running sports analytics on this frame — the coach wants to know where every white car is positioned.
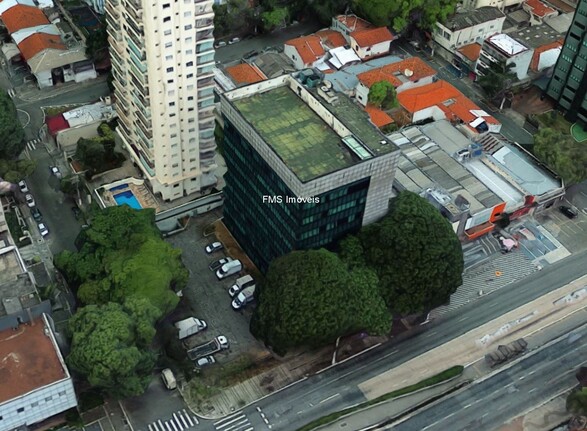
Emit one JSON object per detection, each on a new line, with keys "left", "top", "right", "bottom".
{"left": 196, "top": 356, "right": 216, "bottom": 367}
{"left": 38, "top": 223, "right": 48, "bottom": 237}
{"left": 228, "top": 37, "right": 240, "bottom": 44}
{"left": 205, "top": 241, "right": 223, "bottom": 254}
{"left": 228, "top": 284, "right": 240, "bottom": 297}
{"left": 18, "top": 180, "right": 28, "bottom": 193}
{"left": 25, "top": 194, "right": 35, "bottom": 207}
{"left": 50, "top": 166, "right": 62, "bottom": 178}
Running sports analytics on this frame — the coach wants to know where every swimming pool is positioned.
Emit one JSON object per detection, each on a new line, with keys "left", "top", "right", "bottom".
{"left": 113, "top": 190, "right": 142, "bottom": 209}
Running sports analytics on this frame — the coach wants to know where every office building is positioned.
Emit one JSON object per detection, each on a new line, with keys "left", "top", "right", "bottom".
{"left": 106, "top": 0, "right": 218, "bottom": 201}
{"left": 546, "top": 0, "right": 587, "bottom": 127}
{"left": 220, "top": 73, "right": 400, "bottom": 273}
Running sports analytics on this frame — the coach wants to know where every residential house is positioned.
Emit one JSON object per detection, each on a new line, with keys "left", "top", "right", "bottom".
{"left": 315, "top": 29, "right": 347, "bottom": 49}
{"left": 355, "top": 56, "right": 437, "bottom": 106}
{"left": 461, "top": 0, "right": 524, "bottom": 10}
{"left": 477, "top": 33, "right": 533, "bottom": 80}
{"left": 433, "top": 7, "right": 506, "bottom": 62}
{"left": 331, "top": 14, "right": 373, "bottom": 43}
{"left": 523, "top": 0, "right": 558, "bottom": 25}
{"left": 397, "top": 80, "right": 501, "bottom": 134}
{"left": 455, "top": 43, "right": 483, "bottom": 76}
{"left": 283, "top": 35, "right": 325, "bottom": 69}
{"left": 349, "top": 27, "right": 394, "bottom": 61}
{"left": 1, "top": 4, "right": 49, "bottom": 33}
{"left": 224, "top": 63, "right": 267, "bottom": 86}
{"left": 510, "top": 25, "right": 563, "bottom": 73}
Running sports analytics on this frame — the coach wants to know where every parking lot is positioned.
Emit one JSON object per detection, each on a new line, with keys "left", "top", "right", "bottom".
{"left": 165, "top": 210, "right": 266, "bottom": 363}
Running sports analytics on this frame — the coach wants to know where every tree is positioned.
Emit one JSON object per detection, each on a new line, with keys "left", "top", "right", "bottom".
{"left": 55, "top": 205, "right": 187, "bottom": 319}
{"left": 250, "top": 249, "right": 391, "bottom": 355}
{"left": 0, "top": 158, "right": 36, "bottom": 184}
{"left": 567, "top": 387, "right": 587, "bottom": 416}
{"left": 534, "top": 127, "right": 587, "bottom": 185}
{"left": 308, "top": 0, "right": 349, "bottom": 25}
{"left": 261, "top": 7, "right": 288, "bottom": 30}
{"left": 85, "top": 19, "right": 109, "bottom": 62}
{"left": 347, "top": 191, "right": 463, "bottom": 314}
{"left": 67, "top": 301, "right": 158, "bottom": 397}
{"left": 353, "top": 0, "right": 457, "bottom": 32}
{"left": 477, "top": 61, "right": 516, "bottom": 100}
{"left": 75, "top": 122, "right": 124, "bottom": 175}
{"left": 0, "top": 90, "right": 25, "bottom": 159}
{"left": 368, "top": 81, "right": 399, "bottom": 109}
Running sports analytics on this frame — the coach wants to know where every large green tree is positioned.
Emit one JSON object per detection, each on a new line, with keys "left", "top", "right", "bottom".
{"left": 567, "top": 387, "right": 587, "bottom": 416}
{"left": 0, "top": 158, "right": 36, "bottom": 184}
{"left": 346, "top": 191, "right": 463, "bottom": 314}
{"left": 534, "top": 127, "right": 587, "bottom": 185}
{"left": 368, "top": 81, "right": 399, "bottom": 109}
{"left": 0, "top": 90, "right": 25, "bottom": 159}
{"left": 67, "top": 300, "right": 159, "bottom": 397}
{"left": 250, "top": 249, "right": 391, "bottom": 355}
{"left": 261, "top": 7, "right": 289, "bottom": 31}
{"left": 353, "top": 0, "right": 457, "bottom": 32}
{"left": 75, "top": 122, "right": 124, "bottom": 176}
{"left": 477, "top": 61, "right": 516, "bottom": 100}
{"left": 55, "top": 205, "right": 187, "bottom": 318}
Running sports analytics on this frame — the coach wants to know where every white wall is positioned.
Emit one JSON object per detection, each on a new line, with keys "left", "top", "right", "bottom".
{"left": 35, "top": 70, "right": 53, "bottom": 88}
{"left": 412, "top": 106, "right": 446, "bottom": 123}
{"left": 355, "top": 75, "right": 435, "bottom": 107}
{"left": 350, "top": 39, "right": 390, "bottom": 60}
{"left": 434, "top": 16, "right": 505, "bottom": 52}
{"left": 509, "top": 49, "right": 534, "bottom": 80}
{"left": 463, "top": 0, "right": 523, "bottom": 9}
{"left": 537, "top": 47, "right": 561, "bottom": 71}
{"left": 283, "top": 44, "right": 305, "bottom": 69}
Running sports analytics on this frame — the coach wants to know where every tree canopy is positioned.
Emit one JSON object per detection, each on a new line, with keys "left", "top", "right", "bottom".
{"left": 567, "top": 387, "right": 587, "bottom": 416}
{"left": 75, "top": 122, "right": 124, "bottom": 176}
{"left": 368, "top": 81, "right": 399, "bottom": 110}
{"left": 477, "top": 61, "right": 516, "bottom": 100}
{"left": 534, "top": 127, "right": 587, "bottom": 185}
{"left": 353, "top": 0, "right": 457, "bottom": 32}
{"left": 0, "top": 158, "right": 36, "bottom": 184}
{"left": 343, "top": 191, "right": 463, "bottom": 314}
{"left": 261, "top": 7, "right": 289, "bottom": 30}
{"left": 67, "top": 300, "right": 159, "bottom": 397}
{"left": 0, "top": 90, "right": 25, "bottom": 159}
{"left": 55, "top": 205, "right": 187, "bottom": 318}
{"left": 250, "top": 249, "right": 391, "bottom": 355}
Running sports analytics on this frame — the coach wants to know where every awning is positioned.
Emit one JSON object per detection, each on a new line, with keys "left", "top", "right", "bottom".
{"left": 1, "top": 43, "right": 20, "bottom": 60}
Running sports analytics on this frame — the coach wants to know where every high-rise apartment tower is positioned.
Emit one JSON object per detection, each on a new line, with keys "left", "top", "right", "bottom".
{"left": 106, "top": 0, "right": 217, "bottom": 201}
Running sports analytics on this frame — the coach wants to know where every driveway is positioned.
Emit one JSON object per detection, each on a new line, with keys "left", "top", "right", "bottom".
{"left": 165, "top": 210, "right": 265, "bottom": 361}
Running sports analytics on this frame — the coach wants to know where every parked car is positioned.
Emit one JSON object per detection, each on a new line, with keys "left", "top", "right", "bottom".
{"left": 216, "top": 259, "right": 242, "bottom": 280}
{"left": 228, "top": 37, "right": 240, "bottom": 44}
{"left": 214, "top": 41, "right": 227, "bottom": 48}
{"left": 71, "top": 206, "right": 81, "bottom": 219}
{"left": 50, "top": 166, "right": 62, "bottom": 178}
{"left": 25, "top": 194, "right": 35, "bottom": 207}
{"left": 195, "top": 356, "right": 216, "bottom": 368}
{"left": 174, "top": 317, "right": 207, "bottom": 339}
{"left": 205, "top": 241, "right": 223, "bottom": 254}
{"left": 209, "top": 257, "right": 232, "bottom": 271}
{"left": 18, "top": 180, "right": 29, "bottom": 193}
{"left": 161, "top": 369, "right": 177, "bottom": 390}
{"left": 228, "top": 274, "right": 254, "bottom": 298}
{"left": 559, "top": 205, "right": 578, "bottom": 219}
{"left": 232, "top": 285, "right": 256, "bottom": 310}
{"left": 31, "top": 207, "right": 42, "bottom": 222}
{"left": 37, "top": 222, "right": 48, "bottom": 237}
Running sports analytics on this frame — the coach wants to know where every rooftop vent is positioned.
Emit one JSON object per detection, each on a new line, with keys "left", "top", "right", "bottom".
{"left": 403, "top": 68, "right": 414, "bottom": 77}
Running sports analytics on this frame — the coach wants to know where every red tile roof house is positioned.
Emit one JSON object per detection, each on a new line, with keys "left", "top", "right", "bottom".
{"left": 523, "top": 0, "right": 558, "bottom": 26}
{"left": 331, "top": 14, "right": 374, "bottom": 43}
{"left": 355, "top": 57, "right": 437, "bottom": 106}
{"left": 350, "top": 27, "right": 396, "bottom": 61}
{"left": 397, "top": 80, "right": 501, "bottom": 135}
{"left": 283, "top": 35, "right": 326, "bottom": 70}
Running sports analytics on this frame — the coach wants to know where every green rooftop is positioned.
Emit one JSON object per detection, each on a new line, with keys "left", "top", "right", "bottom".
{"left": 233, "top": 86, "right": 355, "bottom": 182}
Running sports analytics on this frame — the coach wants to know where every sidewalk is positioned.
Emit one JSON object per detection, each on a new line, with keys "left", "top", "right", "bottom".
{"left": 359, "top": 274, "right": 587, "bottom": 400}
{"left": 14, "top": 74, "right": 108, "bottom": 103}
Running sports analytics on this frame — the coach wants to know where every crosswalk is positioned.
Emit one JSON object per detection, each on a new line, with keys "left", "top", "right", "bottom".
{"left": 26, "top": 139, "right": 40, "bottom": 151}
{"left": 146, "top": 409, "right": 199, "bottom": 431}
{"left": 213, "top": 412, "right": 254, "bottom": 431}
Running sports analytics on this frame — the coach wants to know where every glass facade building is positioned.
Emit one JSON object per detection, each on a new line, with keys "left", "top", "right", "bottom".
{"left": 223, "top": 120, "right": 370, "bottom": 273}
{"left": 546, "top": 0, "right": 587, "bottom": 127}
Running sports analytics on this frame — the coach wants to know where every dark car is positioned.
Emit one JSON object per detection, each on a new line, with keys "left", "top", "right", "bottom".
{"left": 71, "top": 206, "right": 81, "bottom": 219}
{"left": 209, "top": 257, "right": 232, "bottom": 272}
{"left": 559, "top": 205, "right": 578, "bottom": 219}
{"left": 30, "top": 207, "right": 42, "bottom": 222}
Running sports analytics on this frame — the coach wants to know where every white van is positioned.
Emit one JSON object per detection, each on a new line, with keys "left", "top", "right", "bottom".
{"left": 228, "top": 274, "right": 255, "bottom": 297}
{"left": 216, "top": 259, "right": 242, "bottom": 279}
{"left": 161, "top": 368, "right": 177, "bottom": 390}
{"left": 232, "top": 285, "right": 256, "bottom": 310}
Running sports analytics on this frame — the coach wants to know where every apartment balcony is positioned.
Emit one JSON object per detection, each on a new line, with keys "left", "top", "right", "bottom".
{"left": 196, "top": 28, "right": 214, "bottom": 41}
{"left": 195, "top": 17, "right": 213, "bottom": 28}
{"left": 199, "top": 139, "right": 216, "bottom": 151}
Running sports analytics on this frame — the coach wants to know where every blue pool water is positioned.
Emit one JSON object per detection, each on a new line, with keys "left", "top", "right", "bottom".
{"left": 110, "top": 184, "right": 129, "bottom": 192}
{"left": 113, "top": 190, "right": 142, "bottom": 209}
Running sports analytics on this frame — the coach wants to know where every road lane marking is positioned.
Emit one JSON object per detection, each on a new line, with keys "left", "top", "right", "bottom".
{"left": 383, "top": 349, "right": 399, "bottom": 358}
{"left": 319, "top": 393, "right": 340, "bottom": 404}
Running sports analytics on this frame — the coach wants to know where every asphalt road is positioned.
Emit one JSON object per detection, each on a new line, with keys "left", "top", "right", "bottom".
{"left": 236, "top": 248, "right": 587, "bottom": 431}
{"left": 392, "top": 325, "right": 587, "bottom": 431}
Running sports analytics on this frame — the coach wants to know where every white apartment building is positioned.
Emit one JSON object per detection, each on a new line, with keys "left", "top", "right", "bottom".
{"left": 106, "top": 0, "right": 218, "bottom": 201}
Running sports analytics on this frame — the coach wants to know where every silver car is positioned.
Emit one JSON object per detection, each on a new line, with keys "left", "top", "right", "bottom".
{"left": 196, "top": 356, "right": 216, "bottom": 367}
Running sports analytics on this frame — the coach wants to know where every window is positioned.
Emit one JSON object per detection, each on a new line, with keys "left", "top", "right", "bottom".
{"left": 165, "top": 42, "right": 172, "bottom": 48}
{"left": 167, "top": 67, "right": 174, "bottom": 72}
{"left": 163, "top": 16, "right": 171, "bottom": 22}
{"left": 165, "top": 55, "right": 173, "bottom": 60}
{"left": 17, "top": 408, "right": 24, "bottom": 413}
{"left": 58, "top": 391, "right": 66, "bottom": 396}
{"left": 164, "top": 29, "right": 172, "bottom": 36}
{"left": 184, "top": 11, "right": 191, "bottom": 17}
{"left": 185, "top": 24, "right": 192, "bottom": 30}
{"left": 163, "top": 2, "right": 169, "bottom": 7}
{"left": 169, "top": 101, "right": 175, "bottom": 106}
{"left": 187, "top": 96, "right": 194, "bottom": 101}
{"left": 45, "top": 396, "right": 53, "bottom": 402}
{"left": 185, "top": 37, "right": 193, "bottom": 43}
{"left": 167, "top": 79, "right": 174, "bottom": 83}
{"left": 186, "top": 61, "right": 193, "bottom": 67}
{"left": 187, "top": 73, "right": 193, "bottom": 78}
{"left": 31, "top": 402, "right": 39, "bottom": 407}
{"left": 186, "top": 49, "right": 193, "bottom": 55}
